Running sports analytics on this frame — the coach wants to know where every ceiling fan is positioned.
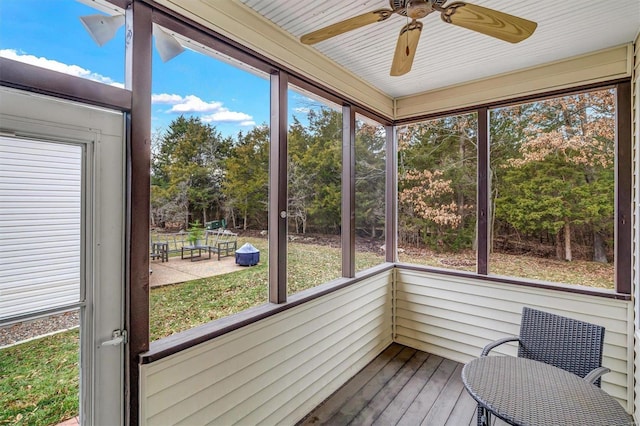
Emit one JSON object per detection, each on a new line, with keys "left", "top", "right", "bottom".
{"left": 300, "top": 0, "right": 537, "bottom": 76}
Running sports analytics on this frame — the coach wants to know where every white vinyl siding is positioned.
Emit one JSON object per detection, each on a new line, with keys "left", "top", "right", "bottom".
{"left": 0, "top": 136, "right": 82, "bottom": 321}
{"left": 140, "top": 270, "right": 393, "bottom": 425}
{"left": 394, "top": 268, "right": 634, "bottom": 413}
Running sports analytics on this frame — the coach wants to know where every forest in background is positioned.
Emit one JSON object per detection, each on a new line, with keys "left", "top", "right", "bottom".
{"left": 151, "top": 88, "right": 615, "bottom": 264}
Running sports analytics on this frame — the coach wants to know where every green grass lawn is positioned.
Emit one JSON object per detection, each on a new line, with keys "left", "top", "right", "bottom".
{"left": 0, "top": 238, "right": 613, "bottom": 425}
{"left": 398, "top": 249, "right": 614, "bottom": 290}
{"left": 0, "top": 330, "right": 79, "bottom": 425}
{"left": 150, "top": 237, "right": 385, "bottom": 340}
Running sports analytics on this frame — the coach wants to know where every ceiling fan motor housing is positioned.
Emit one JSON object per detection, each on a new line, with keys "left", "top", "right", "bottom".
{"left": 392, "top": 0, "right": 447, "bottom": 17}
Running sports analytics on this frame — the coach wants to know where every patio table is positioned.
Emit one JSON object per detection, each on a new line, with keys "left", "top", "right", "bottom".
{"left": 181, "top": 245, "right": 211, "bottom": 262}
{"left": 461, "top": 355, "right": 632, "bottom": 426}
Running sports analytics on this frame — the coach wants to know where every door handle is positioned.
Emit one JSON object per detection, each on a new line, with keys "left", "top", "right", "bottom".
{"left": 101, "top": 329, "right": 127, "bottom": 347}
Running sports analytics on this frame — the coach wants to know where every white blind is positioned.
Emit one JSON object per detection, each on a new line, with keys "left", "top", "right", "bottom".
{"left": 0, "top": 136, "right": 82, "bottom": 321}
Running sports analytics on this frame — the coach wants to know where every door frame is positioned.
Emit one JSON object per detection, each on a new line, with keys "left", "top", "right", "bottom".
{"left": 0, "top": 87, "right": 126, "bottom": 425}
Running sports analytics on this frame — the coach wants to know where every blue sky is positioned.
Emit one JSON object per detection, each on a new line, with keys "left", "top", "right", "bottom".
{"left": 0, "top": 0, "right": 317, "bottom": 138}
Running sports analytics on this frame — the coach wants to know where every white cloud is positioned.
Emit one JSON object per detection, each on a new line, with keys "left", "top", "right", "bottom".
{"left": 151, "top": 93, "right": 184, "bottom": 104}
{"left": 153, "top": 93, "right": 255, "bottom": 125}
{"left": 293, "top": 107, "right": 311, "bottom": 114}
{"left": 0, "top": 49, "right": 124, "bottom": 88}
{"left": 203, "top": 110, "right": 252, "bottom": 122}
{"left": 168, "top": 95, "right": 223, "bottom": 113}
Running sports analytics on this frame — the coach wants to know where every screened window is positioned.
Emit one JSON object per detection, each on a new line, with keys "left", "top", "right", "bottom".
{"left": 489, "top": 89, "right": 615, "bottom": 288}
{"left": 148, "top": 28, "right": 270, "bottom": 341}
{"left": 397, "top": 113, "right": 478, "bottom": 272}
{"left": 286, "top": 86, "right": 342, "bottom": 294}
{"left": 355, "top": 114, "right": 386, "bottom": 273}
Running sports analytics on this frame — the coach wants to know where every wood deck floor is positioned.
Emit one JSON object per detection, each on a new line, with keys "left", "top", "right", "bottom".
{"left": 298, "top": 343, "right": 508, "bottom": 426}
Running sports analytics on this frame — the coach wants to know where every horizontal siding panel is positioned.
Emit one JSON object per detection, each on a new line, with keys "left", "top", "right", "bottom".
{"left": 0, "top": 266, "right": 79, "bottom": 281}
{"left": 396, "top": 324, "right": 486, "bottom": 360}
{"left": 394, "top": 268, "right": 632, "bottom": 411}
{"left": 0, "top": 140, "right": 83, "bottom": 154}
{"left": 0, "top": 136, "right": 81, "bottom": 320}
{"left": 0, "top": 234, "right": 80, "bottom": 244}
{"left": 1, "top": 294, "right": 79, "bottom": 318}
{"left": 396, "top": 312, "right": 627, "bottom": 365}
{"left": 141, "top": 271, "right": 393, "bottom": 425}
{"left": 0, "top": 177, "right": 81, "bottom": 186}
{"left": 0, "top": 276, "right": 79, "bottom": 291}
{"left": 395, "top": 307, "right": 519, "bottom": 349}
{"left": 394, "top": 333, "right": 477, "bottom": 365}
{"left": 396, "top": 292, "right": 629, "bottom": 347}
{"left": 397, "top": 273, "right": 629, "bottom": 332}
{"left": 2, "top": 250, "right": 80, "bottom": 265}
{"left": 396, "top": 299, "right": 521, "bottom": 334}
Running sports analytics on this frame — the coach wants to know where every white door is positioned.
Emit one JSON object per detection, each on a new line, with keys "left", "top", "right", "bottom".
{"left": 0, "top": 87, "right": 125, "bottom": 425}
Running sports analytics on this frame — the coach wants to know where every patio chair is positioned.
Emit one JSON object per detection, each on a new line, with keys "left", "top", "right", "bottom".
{"left": 477, "top": 307, "right": 609, "bottom": 425}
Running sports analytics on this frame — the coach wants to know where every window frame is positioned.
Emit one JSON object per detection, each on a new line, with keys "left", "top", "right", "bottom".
{"left": 394, "top": 81, "right": 632, "bottom": 295}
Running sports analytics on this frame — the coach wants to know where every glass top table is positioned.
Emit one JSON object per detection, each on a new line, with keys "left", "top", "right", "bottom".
{"left": 461, "top": 355, "right": 632, "bottom": 426}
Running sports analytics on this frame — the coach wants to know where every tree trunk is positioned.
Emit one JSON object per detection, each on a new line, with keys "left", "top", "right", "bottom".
{"left": 593, "top": 231, "right": 608, "bottom": 263}
{"left": 563, "top": 219, "right": 572, "bottom": 261}
{"left": 488, "top": 170, "right": 497, "bottom": 254}
{"left": 555, "top": 230, "right": 563, "bottom": 260}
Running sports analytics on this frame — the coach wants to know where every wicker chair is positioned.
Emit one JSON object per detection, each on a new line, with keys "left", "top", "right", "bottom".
{"left": 476, "top": 307, "right": 609, "bottom": 426}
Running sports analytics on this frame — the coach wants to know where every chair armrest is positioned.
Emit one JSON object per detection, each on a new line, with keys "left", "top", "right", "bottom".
{"left": 481, "top": 336, "right": 520, "bottom": 357}
{"left": 583, "top": 366, "right": 610, "bottom": 384}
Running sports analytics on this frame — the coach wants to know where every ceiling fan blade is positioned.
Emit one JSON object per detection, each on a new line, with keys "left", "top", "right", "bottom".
{"left": 301, "top": 9, "right": 394, "bottom": 45}
{"left": 390, "top": 21, "right": 422, "bottom": 77}
{"left": 441, "top": 2, "right": 537, "bottom": 43}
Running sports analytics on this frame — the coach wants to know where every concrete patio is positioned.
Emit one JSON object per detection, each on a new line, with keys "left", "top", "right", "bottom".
{"left": 149, "top": 254, "right": 245, "bottom": 287}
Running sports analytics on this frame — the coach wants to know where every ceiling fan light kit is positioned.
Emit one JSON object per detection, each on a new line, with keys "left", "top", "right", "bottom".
{"left": 300, "top": 0, "right": 537, "bottom": 76}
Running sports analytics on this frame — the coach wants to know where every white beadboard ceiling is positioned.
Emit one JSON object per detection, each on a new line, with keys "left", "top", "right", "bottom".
{"left": 238, "top": 0, "right": 640, "bottom": 98}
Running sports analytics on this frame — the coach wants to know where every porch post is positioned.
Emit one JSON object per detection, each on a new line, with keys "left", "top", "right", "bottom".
{"left": 342, "top": 105, "right": 356, "bottom": 277}
{"left": 269, "top": 70, "right": 288, "bottom": 303}
{"left": 126, "top": 2, "right": 152, "bottom": 425}
{"left": 477, "top": 107, "right": 490, "bottom": 275}
{"left": 615, "top": 81, "right": 631, "bottom": 294}
{"left": 385, "top": 124, "right": 397, "bottom": 263}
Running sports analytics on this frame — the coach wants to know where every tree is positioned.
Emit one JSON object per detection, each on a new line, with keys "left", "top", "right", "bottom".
{"left": 151, "top": 116, "right": 231, "bottom": 228}
{"left": 494, "top": 89, "right": 615, "bottom": 262}
{"left": 223, "top": 125, "right": 269, "bottom": 230}
{"left": 397, "top": 113, "right": 477, "bottom": 250}
{"left": 355, "top": 121, "right": 386, "bottom": 238}
{"left": 288, "top": 107, "right": 343, "bottom": 234}
{"left": 287, "top": 117, "right": 313, "bottom": 234}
